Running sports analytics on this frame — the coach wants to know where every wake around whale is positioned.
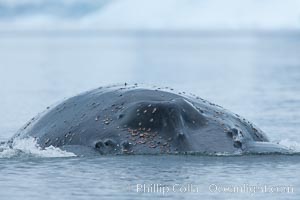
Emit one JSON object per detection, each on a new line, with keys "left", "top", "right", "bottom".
{"left": 8, "top": 84, "right": 290, "bottom": 155}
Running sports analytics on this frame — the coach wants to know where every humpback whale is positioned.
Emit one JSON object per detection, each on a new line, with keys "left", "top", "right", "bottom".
{"left": 9, "top": 84, "right": 289, "bottom": 155}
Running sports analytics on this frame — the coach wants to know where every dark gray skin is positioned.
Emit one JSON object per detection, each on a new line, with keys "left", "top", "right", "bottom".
{"left": 10, "top": 84, "right": 289, "bottom": 155}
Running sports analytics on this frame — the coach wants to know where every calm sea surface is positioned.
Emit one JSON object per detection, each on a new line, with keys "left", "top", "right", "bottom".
{"left": 0, "top": 32, "right": 299, "bottom": 199}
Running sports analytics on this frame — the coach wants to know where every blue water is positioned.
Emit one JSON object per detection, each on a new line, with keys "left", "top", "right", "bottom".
{"left": 0, "top": 33, "right": 300, "bottom": 199}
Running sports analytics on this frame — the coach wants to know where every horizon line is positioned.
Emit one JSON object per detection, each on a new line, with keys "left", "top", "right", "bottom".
{"left": 0, "top": 29, "right": 299, "bottom": 38}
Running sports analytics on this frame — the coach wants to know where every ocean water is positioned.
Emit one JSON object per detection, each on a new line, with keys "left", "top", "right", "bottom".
{"left": 0, "top": 32, "right": 300, "bottom": 199}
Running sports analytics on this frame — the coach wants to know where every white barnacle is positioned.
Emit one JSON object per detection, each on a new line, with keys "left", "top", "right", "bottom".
{"left": 152, "top": 108, "right": 157, "bottom": 113}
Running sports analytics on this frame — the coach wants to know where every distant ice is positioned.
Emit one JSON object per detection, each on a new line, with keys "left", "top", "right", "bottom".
{"left": 0, "top": 0, "right": 299, "bottom": 31}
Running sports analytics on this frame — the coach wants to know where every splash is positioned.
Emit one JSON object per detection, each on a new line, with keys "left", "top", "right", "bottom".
{"left": 278, "top": 139, "right": 300, "bottom": 152}
{"left": 0, "top": 137, "right": 76, "bottom": 158}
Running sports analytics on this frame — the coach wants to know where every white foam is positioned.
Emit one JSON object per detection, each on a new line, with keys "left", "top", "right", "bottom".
{"left": 0, "top": 137, "right": 76, "bottom": 158}
{"left": 278, "top": 139, "right": 300, "bottom": 152}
